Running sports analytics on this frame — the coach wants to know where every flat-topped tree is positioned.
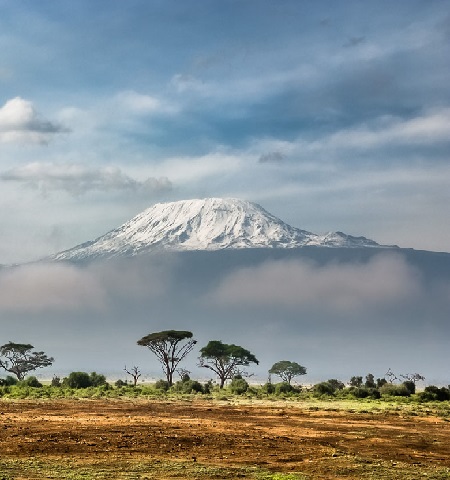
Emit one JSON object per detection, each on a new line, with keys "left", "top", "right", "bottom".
{"left": 137, "top": 330, "right": 196, "bottom": 387}
{"left": 0, "top": 342, "right": 54, "bottom": 380}
{"left": 269, "top": 360, "right": 307, "bottom": 385}
{"left": 199, "top": 340, "right": 259, "bottom": 388}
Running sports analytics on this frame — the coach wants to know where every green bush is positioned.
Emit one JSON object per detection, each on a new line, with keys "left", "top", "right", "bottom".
{"left": 379, "top": 382, "right": 411, "bottom": 397}
{"left": 403, "top": 380, "right": 416, "bottom": 395}
{"left": 51, "top": 376, "right": 62, "bottom": 387}
{"left": 89, "top": 372, "right": 107, "bottom": 387}
{"left": 17, "top": 376, "right": 42, "bottom": 388}
{"left": 275, "top": 382, "right": 294, "bottom": 394}
{"left": 230, "top": 377, "right": 249, "bottom": 395}
{"left": 154, "top": 379, "right": 170, "bottom": 391}
{"left": 172, "top": 379, "right": 204, "bottom": 394}
{"left": 0, "top": 375, "right": 18, "bottom": 386}
{"left": 261, "top": 382, "right": 276, "bottom": 394}
{"left": 327, "top": 379, "right": 345, "bottom": 391}
{"left": 63, "top": 372, "right": 92, "bottom": 388}
{"left": 418, "top": 385, "right": 450, "bottom": 402}
{"left": 313, "top": 382, "right": 335, "bottom": 396}
{"left": 346, "top": 386, "right": 380, "bottom": 399}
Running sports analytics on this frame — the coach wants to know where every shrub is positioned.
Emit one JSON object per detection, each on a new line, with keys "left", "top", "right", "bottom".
{"left": 89, "top": 372, "right": 107, "bottom": 387}
{"left": 18, "top": 376, "right": 42, "bottom": 388}
{"left": 314, "top": 382, "right": 335, "bottom": 396}
{"left": 275, "top": 382, "right": 294, "bottom": 394}
{"left": 51, "top": 376, "right": 62, "bottom": 387}
{"left": 203, "top": 380, "right": 213, "bottom": 394}
{"left": 63, "top": 372, "right": 92, "bottom": 389}
{"left": 327, "top": 379, "right": 345, "bottom": 392}
{"left": 172, "top": 379, "right": 204, "bottom": 394}
{"left": 0, "top": 375, "right": 17, "bottom": 386}
{"left": 346, "top": 386, "right": 380, "bottom": 399}
{"left": 115, "top": 379, "right": 128, "bottom": 387}
{"left": 261, "top": 382, "right": 276, "bottom": 394}
{"left": 379, "top": 383, "right": 411, "bottom": 397}
{"left": 403, "top": 380, "right": 416, "bottom": 395}
{"left": 154, "top": 379, "right": 170, "bottom": 391}
{"left": 230, "top": 377, "right": 249, "bottom": 395}
{"left": 418, "top": 385, "right": 450, "bottom": 402}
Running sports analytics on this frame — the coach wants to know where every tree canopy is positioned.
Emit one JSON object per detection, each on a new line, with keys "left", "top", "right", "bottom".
{"left": 269, "top": 360, "right": 307, "bottom": 385}
{"left": 199, "top": 340, "right": 259, "bottom": 388}
{"left": 137, "top": 330, "right": 196, "bottom": 386}
{"left": 0, "top": 342, "right": 54, "bottom": 380}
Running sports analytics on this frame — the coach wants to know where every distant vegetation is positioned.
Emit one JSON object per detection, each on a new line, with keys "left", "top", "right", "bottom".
{"left": 1, "top": 333, "right": 448, "bottom": 403}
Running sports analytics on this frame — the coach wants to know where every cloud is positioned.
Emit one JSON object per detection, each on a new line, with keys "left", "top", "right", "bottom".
{"left": 343, "top": 36, "right": 366, "bottom": 48}
{"left": 0, "top": 163, "right": 172, "bottom": 196}
{"left": 0, "top": 258, "right": 172, "bottom": 313}
{"left": 115, "top": 90, "right": 178, "bottom": 115}
{"left": 207, "top": 254, "right": 423, "bottom": 313}
{"left": 0, "top": 97, "right": 68, "bottom": 144}
{"left": 0, "top": 263, "right": 106, "bottom": 312}
{"left": 258, "top": 151, "right": 285, "bottom": 164}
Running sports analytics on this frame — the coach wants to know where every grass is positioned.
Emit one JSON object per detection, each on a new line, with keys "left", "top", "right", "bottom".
{"left": 0, "top": 458, "right": 308, "bottom": 480}
{"left": 1, "top": 456, "right": 449, "bottom": 480}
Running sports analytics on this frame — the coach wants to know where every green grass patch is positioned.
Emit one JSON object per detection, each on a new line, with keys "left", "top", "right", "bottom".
{"left": 0, "top": 458, "right": 308, "bottom": 480}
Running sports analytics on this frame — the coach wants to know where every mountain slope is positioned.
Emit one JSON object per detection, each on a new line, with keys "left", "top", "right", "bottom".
{"left": 50, "top": 198, "right": 392, "bottom": 261}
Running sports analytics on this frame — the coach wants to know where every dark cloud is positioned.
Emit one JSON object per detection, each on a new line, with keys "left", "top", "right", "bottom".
{"left": 0, "top": 163, "right": 172, "bottom": 196}
{"left": 258, "top": 151, "right": 286, "bottom": 164}
{"left": 343, "top": 36, "right": 366, "bottom": 48}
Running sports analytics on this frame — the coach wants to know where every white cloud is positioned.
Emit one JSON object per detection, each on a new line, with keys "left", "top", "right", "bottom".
{"left": 115, "top": 90, "right": 178, "bottom": 115}
{"left": 0, "top": 97, "right": 67, "bottom": 144}
{"left": 0, "top": 259, "right": 172, "bottom": 313}
{"left": 207, "top": 254, "right": 422, "bottom": 313}
{"left": 0, "top": 162, "right": 172, "bottom": 196}
{"left": 154, "top": 151, "right": 242, "bottom": 183}
{"left": 308, "top": 108, "right": 450, "bottom": 152}
{"left": 0, "top": 263, "right": 106, "bottom": 312}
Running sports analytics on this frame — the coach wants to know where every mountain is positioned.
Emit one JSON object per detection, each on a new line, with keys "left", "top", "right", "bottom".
{"left": 50, "top": 198, "right": 394, "bottom": 262}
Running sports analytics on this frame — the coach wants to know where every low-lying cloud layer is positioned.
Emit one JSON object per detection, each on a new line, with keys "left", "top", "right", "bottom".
{"left": 0, "top": 250, "right": 449, "bottom": 381}
{"left": 208, "top": 254, "right": 423, "bottom": 313}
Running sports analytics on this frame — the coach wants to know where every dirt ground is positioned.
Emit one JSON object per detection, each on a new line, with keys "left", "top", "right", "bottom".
{"left": 0, "top": 398, "right": 449, "bottom": 479}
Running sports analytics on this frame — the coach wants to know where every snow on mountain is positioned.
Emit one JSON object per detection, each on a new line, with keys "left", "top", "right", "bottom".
{"left": 50, "top": 198, "right": 391, "bottom": 261}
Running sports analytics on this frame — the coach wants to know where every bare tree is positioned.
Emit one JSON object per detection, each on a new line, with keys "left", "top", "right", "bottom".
{"left": 400, "top": 372, "right": 425, "bottom": 385}
{"left": 124, "top": 365, "right": 141, "bottom": 386}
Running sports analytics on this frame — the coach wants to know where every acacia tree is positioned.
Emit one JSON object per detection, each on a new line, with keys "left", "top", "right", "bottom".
{"left": 198, "top": 340, "right": 259, "bottom": 388}
{"left": 0, "top": 342, "right": 54, "bottom": 380}
{"left": 137, "top": 330, "right": 196, "bottom": 387}
{"left": 268, "top": 360, "right": 307, "bottom": 385}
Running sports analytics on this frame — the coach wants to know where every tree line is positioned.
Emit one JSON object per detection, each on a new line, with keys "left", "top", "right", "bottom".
{"left": 1, "top": 331, "right": 448, "bottom": 402}
{"left": 0, "top": 330, "right": 306, "bottom": 388}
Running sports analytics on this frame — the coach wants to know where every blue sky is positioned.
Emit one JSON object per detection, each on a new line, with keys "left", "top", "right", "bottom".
{"left": 0, "top": 0, "right": 449, "bottom": 262}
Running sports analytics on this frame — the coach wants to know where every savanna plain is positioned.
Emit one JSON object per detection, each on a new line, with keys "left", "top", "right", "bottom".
{"left": 1, "top": 394, "right": 449, "bottom": 480}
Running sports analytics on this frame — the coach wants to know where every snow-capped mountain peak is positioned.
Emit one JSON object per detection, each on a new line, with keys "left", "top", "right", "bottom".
{"left": 50, "top": 198, "right": 390, "bottom": 261}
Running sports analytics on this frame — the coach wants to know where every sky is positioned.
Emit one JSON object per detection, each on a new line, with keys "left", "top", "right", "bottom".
{"left": 0, "top": 0, "right": 449, "bottom": 264}
{"left": 0, "top": 1, "right": 450, "bottom": 384}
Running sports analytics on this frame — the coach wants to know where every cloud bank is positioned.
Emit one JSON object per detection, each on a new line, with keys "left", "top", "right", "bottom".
{"left": 0, "top": 250, "right": 448, "bottom": 381}
{"left": 207, "top": 254, "right": 423, "bottom": 313}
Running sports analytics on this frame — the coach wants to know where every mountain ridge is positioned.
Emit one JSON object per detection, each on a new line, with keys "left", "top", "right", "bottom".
{"left": 49, "top": 198, "right": 396, "bottom": 262}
